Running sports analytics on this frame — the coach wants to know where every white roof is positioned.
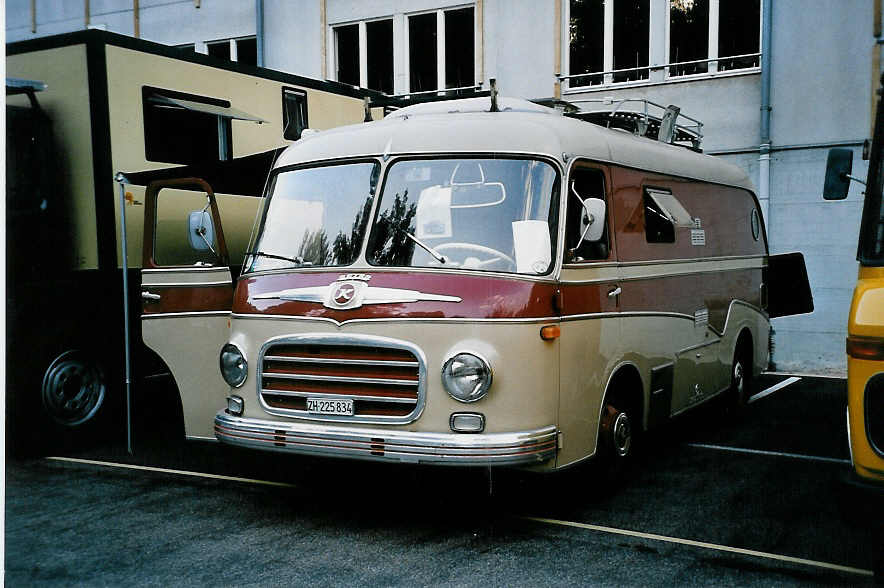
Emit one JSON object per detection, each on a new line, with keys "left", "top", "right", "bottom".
{"left": 274, "top": 97, "right": 755, "bottom": 192}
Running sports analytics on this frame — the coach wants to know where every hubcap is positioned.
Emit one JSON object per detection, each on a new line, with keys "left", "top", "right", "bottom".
{"left": 612, "top": 411, "right": 632, "bottom": 457}
{"left": 42, "top": 351, "right": 105, "bottom": 426}
{"left": 733, "top": 361, "right": 744, "bottom": 397}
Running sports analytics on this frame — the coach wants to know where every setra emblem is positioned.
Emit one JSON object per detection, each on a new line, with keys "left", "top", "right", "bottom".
{"left": 333, "top": 283, "right": 357, "bottom": 305}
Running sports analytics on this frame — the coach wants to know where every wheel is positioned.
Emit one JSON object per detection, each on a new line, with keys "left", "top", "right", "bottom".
{"left": 433, "top": 242, "right": 516, "bottom": 270}
{"left": 596, "top": 398, "right": 637, "bottom": 486}
{"left": 41, "top": 349, "right": 107, "bottom": 427}
{"left": 729, "top": 343, "right": 754, "bottom": 408}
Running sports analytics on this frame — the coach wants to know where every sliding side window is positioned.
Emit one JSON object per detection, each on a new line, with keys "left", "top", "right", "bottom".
{"left": 142, "top": 87, "right": 264, "bottom": 165}
{"left": 282, "top": 87, "right": 308, "bottom": 141}
{"left": 644, "top": 188, "right": 693, "bottom": 243}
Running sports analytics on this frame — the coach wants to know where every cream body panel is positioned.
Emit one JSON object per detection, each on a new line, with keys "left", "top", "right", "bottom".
{"left": 7, "top": 45, "right": 99, "bottom": 271}
{"left": 143, "top": 313, "right": 231, "bottom": 439}
{"left": 142, "top": 267, "right": 233, "bottom": 439}
{"left": 227, "top": 316, "right": 560, "bottom": 435}
{"left": 556, "top": 315, "right": 622, "bottom": 467}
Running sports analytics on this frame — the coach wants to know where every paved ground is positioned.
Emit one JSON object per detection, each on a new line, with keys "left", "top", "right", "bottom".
{"left": 5, "top": 375, "right": 883, "bottom": 586}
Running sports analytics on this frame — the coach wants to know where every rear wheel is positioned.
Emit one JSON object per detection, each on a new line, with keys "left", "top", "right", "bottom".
{"left": 41, "top": 350, "right": 106, "bottom": 427}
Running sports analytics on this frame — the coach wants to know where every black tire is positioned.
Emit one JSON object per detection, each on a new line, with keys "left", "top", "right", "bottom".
{"left": 730, "top": 341, "right": 755, "bottom": 408}
{"left": 41, "top": 349, "right": 107, "bottom": 428}
{"left": 596, "top": 396, "right": 637, "bottom": 485}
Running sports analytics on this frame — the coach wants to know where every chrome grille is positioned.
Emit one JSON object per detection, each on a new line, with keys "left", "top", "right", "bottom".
{"left": 258, "top": 335, "right": 426, "bottom": 424}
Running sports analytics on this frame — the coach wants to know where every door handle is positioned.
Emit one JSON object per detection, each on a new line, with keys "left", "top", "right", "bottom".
{"left": 141, "top": 291, "right": 161, "bottom": 301}
{"left": 607, "top": 286, "right": 622, "bottom": 298}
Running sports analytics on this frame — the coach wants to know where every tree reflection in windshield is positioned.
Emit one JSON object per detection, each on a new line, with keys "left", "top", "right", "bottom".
{"left": 247, "top": 162, "right": 379, "bottom": 272}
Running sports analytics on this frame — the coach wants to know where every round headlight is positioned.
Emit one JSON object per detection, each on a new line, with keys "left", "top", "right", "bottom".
{"left": 219, "top": 343, "right": 248, "bottom": 388}
{"left": 441, "top": 353, "right": 492, "bottom": 403}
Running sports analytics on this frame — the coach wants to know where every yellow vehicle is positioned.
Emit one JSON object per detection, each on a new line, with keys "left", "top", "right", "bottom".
{"left": 824, "top": 74, "right": 884, "bottom": 485}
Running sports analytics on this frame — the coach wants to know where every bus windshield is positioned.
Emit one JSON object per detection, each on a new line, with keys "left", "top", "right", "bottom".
{"left": 246, "top": 161, "right": 379, "bottom": 272}
{"left": 366, "top": 158, "right": 559, "bottom": 275}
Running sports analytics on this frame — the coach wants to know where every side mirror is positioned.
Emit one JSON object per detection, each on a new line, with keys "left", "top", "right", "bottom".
{"left": 188, "top": 209, "right": 216, "bottom": 253}
{"left": 823, "top": 148, "right": 853, "bottom": 200}
{"left": 579, "top": 198, "right": 607, "bottom": 243}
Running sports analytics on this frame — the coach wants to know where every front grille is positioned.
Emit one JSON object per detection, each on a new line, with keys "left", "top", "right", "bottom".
{"left": 258, "top": 335, "right": 425, "bottom": 424}
{"left": 865, "top": 373, "right": 884, "bottom": 456}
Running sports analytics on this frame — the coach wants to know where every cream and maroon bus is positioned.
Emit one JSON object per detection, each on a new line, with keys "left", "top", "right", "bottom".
{"left": 145, "top": 96, "right": 811, "bottom": 471}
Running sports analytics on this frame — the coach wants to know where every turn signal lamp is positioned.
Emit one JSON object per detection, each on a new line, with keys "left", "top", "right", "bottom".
{"left": 540, "top": 325, "right": 560, "bottom": 340}
{"left": 450, "top": 412, "right": 485, "bottom": 433}
{"left": 846, "top": 335, "right": 884, "bottom": 361}
{"left": 226, "top": 395, "right": 244, "bottom": 416}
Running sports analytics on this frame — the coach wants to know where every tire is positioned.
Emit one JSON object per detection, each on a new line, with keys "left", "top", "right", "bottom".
{"left": 729, "top": 342, "right": 755, "bottom": 408}
{"left": 41, "top": 349, "right": 107, "bottom": 427}
{"left": 596, "top": 397, "right": 637, "bottom": 485}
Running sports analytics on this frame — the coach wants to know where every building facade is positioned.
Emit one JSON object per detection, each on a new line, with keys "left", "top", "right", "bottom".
{"left": 7, "top": 0, "right": 879, "bottom": 372}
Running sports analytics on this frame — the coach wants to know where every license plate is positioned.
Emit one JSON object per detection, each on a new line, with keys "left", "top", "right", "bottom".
{"left": 306, "top": 397, "right": 354, "bottom": 416}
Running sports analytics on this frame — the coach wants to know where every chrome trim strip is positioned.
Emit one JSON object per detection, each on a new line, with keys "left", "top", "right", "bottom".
{"left": 562, "top": 253, "right": 766, "bottom": 271}
{"left": 257, "top": 333, "right": 427, "bottom": 425}
{"left": 262, "top": 372, "right": 418, "bottom": 386}
{"left": 560, "top": 264, "right": 764, "bottom": 285}
{"left": 140, "top": 280, "right": 232, "bottom": 288}
{"left": 264, "top": 355, "right": 419, "bottom": 368}
{"left": 676, "top": 337, "right": 722, "bottom": 355}
{"left": 232, "top": 312, "right": 560, "bottom": 326}
{"left": 260, "top": 389, "right": 418, "bottom": 404}
{"left": 143, "top": 311, "right": 232, "bottom": 319}
{"left": 143, "top": 266, "right": 231, "bottom": 274}
{"left": 214, "top": 412, "right": 557, "bottom": 466}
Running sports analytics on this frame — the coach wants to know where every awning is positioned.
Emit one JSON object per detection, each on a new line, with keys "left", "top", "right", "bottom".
{"left": 148, "top": 94, "right": 265, "bottom": 123}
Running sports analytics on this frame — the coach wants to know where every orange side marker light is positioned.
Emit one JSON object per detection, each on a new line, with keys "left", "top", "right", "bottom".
{"left": 540, "top": 325, "right": 560, "bottom": 341}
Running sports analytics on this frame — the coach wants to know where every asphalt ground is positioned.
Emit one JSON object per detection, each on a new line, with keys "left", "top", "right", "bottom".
{"left": 6, "top": 374, "right": 884, "bottom": 586}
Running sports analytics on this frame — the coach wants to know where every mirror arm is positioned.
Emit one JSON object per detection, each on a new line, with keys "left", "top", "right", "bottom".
{"left": 195, "top": 225, "right": 217, "bottom": 256}
{"left": 843, "top": 172, "right": 867, "bottom": 186}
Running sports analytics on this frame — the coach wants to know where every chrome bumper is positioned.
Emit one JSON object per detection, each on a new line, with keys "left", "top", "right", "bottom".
{"left": 214, "top": 411, "right": 558, "bottom": 466}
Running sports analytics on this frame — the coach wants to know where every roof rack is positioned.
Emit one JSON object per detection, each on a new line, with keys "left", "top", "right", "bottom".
{"left": 365, "top": 83, "right": 490, "bottom": 117}
{"left": 533, "top": 97, "right": 704, "bottom": 152}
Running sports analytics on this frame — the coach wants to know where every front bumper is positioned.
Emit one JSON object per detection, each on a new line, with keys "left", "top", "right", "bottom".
{"left": 215, "top": 411, "right": 558, "bottom": 466}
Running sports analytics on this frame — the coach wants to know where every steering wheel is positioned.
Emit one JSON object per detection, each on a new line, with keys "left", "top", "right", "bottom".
{"left": 434, "top": 242, "right": 516, "bottom": 269}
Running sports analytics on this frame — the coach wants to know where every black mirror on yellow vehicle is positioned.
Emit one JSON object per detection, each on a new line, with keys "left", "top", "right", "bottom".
{"left": 823, "top": 148, "right": 853, "bottom": 200}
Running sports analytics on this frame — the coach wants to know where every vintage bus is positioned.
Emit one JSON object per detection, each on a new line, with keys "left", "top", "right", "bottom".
{"left": 6, "top": 29, "right": 381, "bottom": 453}
{"left": 824, "top": 73, "right": 884, "bottom": 487}
{"left": 140, "top": 95, "right": 811, "bottom": 472}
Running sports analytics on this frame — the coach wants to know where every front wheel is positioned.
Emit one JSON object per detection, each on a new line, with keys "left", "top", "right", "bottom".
{"left": 596, "top": 400, "right": 637, "bottom": 486}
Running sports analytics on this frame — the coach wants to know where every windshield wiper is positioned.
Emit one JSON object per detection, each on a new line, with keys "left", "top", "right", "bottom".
{"left": 247, "top": 251, "right": 313, "bottom": 267}
{"left": 403, "top": 231, "right": 447, "bottom": 264}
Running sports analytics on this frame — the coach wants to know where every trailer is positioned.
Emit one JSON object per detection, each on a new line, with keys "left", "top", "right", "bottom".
{"left": 6, "top": 29, "right": 381, "bottom": 454}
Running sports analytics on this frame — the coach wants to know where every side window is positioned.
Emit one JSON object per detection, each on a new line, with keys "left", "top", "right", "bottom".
{"left": 142, "top": 87, "right": 232, "bottom": 164}
{"left": 644, "top": 188, "right": 694, "bottom": 243}
{"left": 282, "top": 87, "right": 308, "bottom": 141}
{"left": 565, "top": 166, "right": 609, "bottom": 262}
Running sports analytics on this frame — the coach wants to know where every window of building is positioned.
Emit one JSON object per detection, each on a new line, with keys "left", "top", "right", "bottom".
{"left": 332, "top": 18, "right": 394, "bottom": 92}
{"left": 444, "top": 8, "right": 475, "bottom": 89}
{"left": 334, "top": 24, "right": 360, "bottom": 86}
{"left": 236, "top": 37, "right": 258, "bottom": 66}
{"left": 566, "top": 0, "right": 760, "bottom": 89}
{"left": 408, "top": 13, "right": 437, "bottom": 92}
{"left": 367, "top": 20, "right": 394, "bottom": 94}
{"left": 282, "top": 87, "right": 308, "bottom": 141}
{"left": 329, "top": 6, "right": 475, "bottom": 94}
{"left": 614, "top": 1, "right": 650, "bottom": 83}
{"left": 201, "top": 37, "right": 259, "bottom": 65}
{"left": 206, "top": 39, "right": 231, "bottom": 61}
{"left": 718, "top": 0, "right": 761, "bottom": 71}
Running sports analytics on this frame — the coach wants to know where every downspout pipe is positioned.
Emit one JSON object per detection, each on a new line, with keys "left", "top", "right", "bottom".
{"left": 759, "top": 0, "right": 773, "bottom": 226}
{"left": 256, "top": 0, "right": 265, "bottom": 67}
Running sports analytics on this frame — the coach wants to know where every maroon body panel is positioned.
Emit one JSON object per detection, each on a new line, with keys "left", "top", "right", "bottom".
{"left": 235, "top": 271, "right": 561, "bottom": 320}
{"left": 143, "top": 285, "right": 234, "bottom": 315}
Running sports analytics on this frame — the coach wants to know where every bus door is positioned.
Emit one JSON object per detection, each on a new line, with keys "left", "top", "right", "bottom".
{"left": 140, "top": 178, "right": 234, "bottom": 440}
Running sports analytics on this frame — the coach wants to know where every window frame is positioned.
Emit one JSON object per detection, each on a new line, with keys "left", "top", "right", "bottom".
{"left": 282, "top": 87, "right": 309, "bottom": 141}
{"left": 141, "top": 86, "right": 233, "bottom": 164}
{"left": 563, "top": 0, "right": 762, "bottom": 92}
{"left": 328, "top": 4, "right": 478, "bottom": 95}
